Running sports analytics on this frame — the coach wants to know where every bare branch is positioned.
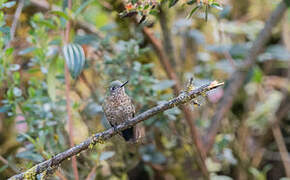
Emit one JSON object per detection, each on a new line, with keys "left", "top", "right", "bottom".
{"left": 4, "top": 0, "right": 24, "bottom": 50}
{"left": 271, "top": 123, "right": 290, "bottom": 177}
{"left": 8, "top": 81, "right": 224, "bottom": 180}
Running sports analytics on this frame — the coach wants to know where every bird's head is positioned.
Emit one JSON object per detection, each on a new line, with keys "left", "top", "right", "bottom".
{"left": 108, "top": 80, "right": 128, "bottom": 95}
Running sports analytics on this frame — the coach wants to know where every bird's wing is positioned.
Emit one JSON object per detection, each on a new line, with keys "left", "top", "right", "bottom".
{"left": 132, "top": 103, "right": 135, "bottom": 117}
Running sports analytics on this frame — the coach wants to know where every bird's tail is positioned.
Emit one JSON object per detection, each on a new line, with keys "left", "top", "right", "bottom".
{"left": 122, "top": 124, "right": 145, "bottom": 143}
{"left": 121, "top": 127, "right": 134, "bottom": 141}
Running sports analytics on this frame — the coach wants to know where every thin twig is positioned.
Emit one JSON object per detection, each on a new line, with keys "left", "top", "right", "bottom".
{"left": 64, "top": 0, "right": 79, "bottom": 179}
{"left": 204, "top": 1, "right": 288, "bottom": 153}
{"left": 85, "top": 165, "right": 97, "bottom": 180}
{"left": 159, "top": 5, "right": 177, "bottom": 66}
{"left": 223, "top": 51, "right": 236, "bottom": 70}
{"left": 253, "top": 95, "right": 290, "bottom": 169}
{"left": 4, "top": 0, "right": 24, "bottom": 50}
{"left": 271, "top": 123, "right": 290, "bottom": 177}
{"left": 55, "top": 170, "right": 68, "bottom": 180}
{"left": 8, "top": 81, "right": 224, "bottom": 180}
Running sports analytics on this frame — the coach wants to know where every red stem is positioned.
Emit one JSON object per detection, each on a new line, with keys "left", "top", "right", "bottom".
{"left": 64, "top": 0, "right": 79, "bottom": 179}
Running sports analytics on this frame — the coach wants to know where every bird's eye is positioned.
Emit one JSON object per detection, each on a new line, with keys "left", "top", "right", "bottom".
{"left": 111, "top": 86, "right": 116, "bottom": 91}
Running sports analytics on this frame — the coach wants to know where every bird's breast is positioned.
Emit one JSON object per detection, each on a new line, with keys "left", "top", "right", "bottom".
{"left": 103, "top": 93, "right": 134, "bottom": 126}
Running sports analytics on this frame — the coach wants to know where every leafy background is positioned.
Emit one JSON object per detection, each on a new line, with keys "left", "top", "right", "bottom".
{"left": 0, "top": 0, "right": 290, "bottom": 179}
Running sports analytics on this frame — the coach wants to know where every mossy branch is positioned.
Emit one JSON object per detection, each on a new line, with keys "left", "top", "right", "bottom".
{"left": 9, "top": 81, "right": 224, "bottom": 180}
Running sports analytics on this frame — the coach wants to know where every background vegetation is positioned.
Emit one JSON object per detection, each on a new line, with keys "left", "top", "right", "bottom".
{"left": 0, "top": 0, "right": 290, "bottom": 179}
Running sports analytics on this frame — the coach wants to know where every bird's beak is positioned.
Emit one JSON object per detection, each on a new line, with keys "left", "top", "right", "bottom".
{"left": 120, "top": 80, "right": 129, "bottom": 88}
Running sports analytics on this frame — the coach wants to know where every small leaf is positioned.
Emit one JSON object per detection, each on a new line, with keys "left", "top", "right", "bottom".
{"left": 252, "top": 66, "right": 263, "bottom": 83}
{"left": 5, "top": 48, "right": 14, "bottom": 56}
{"left": 187, "top": 5, "right": 201, "bottom": 18}
{"left": 152, "top": 80, "right": 176, "bottom": 91}
{"left": 169, "top": 0, "right": 179, "bottom": 8}
{"left": 37, "top": 19, "right": 56, "bottom": 29}
{"left": 131, "top": 0, "right": 138, "bottom": 4}
{"left": 149, "top": 9, "right": 159, "bottom": 16}
{"left": 0, "top": 164, "right": 8, "bottom": 173}
{"left": 47, "top": 57, "right": 58, "bottom": 101}
{"left": 18, "top": 47, "right": 36, "bottom": 55}
{"left": 9, "top": 64, "right": 20, "bottom": 71}
{"left": 211, "top": 3, "right": 223, "bottom": 10}
{"left": 99, "top": 151, "right": 115, "bottom": 161}
{"left": 1, "top": 1, "right": 16, "bottom": 9}
{"left": 0, "top": 105, "right": 10, "bottom": 113}
{"left": 75, "top": 0, "right": 93, "bottom": 16}
{"left": 62, "top": 43, "right": 86, "bottom": 79}
{"left": 16, "top": 150, "right": 44, "bottom": 163}
{"left": 50, "top": 11, "right": 69, "bottom": 20}
{"left": 13, "top": 87, "right": 22, "bottom": 97}
{"left": 20, "top": 133, "right": 36, "bottom": 145}
{"left": 187, "top": 0, "right": 196, "bottom": 5}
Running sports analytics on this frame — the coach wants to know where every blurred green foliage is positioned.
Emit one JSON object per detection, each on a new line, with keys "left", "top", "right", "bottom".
{"left": 0, "top": 0, "right": 290, "bottom": 179}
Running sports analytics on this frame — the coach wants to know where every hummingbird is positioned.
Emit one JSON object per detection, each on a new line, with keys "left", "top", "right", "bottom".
{"left": 102, "top": 80, "right": 142, "bottom": 142}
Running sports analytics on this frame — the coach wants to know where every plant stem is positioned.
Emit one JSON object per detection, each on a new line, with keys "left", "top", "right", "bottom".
{"left": 64, "top": 0, "right": 79, "bottom": 179}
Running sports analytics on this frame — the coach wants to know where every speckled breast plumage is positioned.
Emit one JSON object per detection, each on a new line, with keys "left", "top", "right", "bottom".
{"left": 102, "top": 92, "right": 135, "bottom": 127}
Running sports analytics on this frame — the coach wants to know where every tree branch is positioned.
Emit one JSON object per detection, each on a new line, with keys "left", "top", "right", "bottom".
{"left": 203, "top": 0, "right": 289, "bottom": 153}
{"left": 4, "top": 0, "right": 24, "bottom": 50}
{"left": 8, "top": 81, "right": 224, "bottom": 180}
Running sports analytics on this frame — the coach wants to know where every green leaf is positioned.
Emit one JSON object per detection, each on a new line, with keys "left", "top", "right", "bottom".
{"left": 169, "top": 0, "right": 179, "bottom": 8}
{"left": 75, "top": 0, "right": 93, "bottom": 16}
{"left": 284, "top": 0, "right": 290, "bottom": 7}
{"left": 187, "top": 0, "right": 196, "bottom": 5}
{"left": 5, "top": 47, "right": 13, "bottom": 56}
{"left": 0, "top": 26, "right": 10, "bottom": 34}
{"left": 149, "top": 9, "right": 159, "bottom": 16}
{"left": 252, "top": 66, "right": 263, "bottom": 83}
{"left": 187, "top": 5, "right": 201, "bottom": 18}
{"left": 47, "top": 57, "right": 58, "bottom": 101}
{"left": 0, "top": 105, "right": 10, "bottom": 113}
{"left": 209, "top": 3, "right": 223, "bottom": 11}
{"left": 99, "top": 151, "right": 115, "bottom": 161}
{"left": 152, "top": 80, "right": 176, "bottom": 91}
{"left": 144, "top": 4, "right": 150, "bottom": 10}
{"left": 50, "top": 11, "right": 69, "bottom": 20}
{"left": 0, "top": 165, "right": 8, "bottom": 173}
{"left": 62, "top": 43, "right": 86, "bottom": 79}
{"left": 1, "top": 1, "right": 16, "bottom": 9}
{"left": 20, "top": 133, "right": 37, "bottom": 146}
{"left": 16, "top": 150, "right": 44, "bottom": 163}
{"left": 131, "top": 0, "right": 138, "bottom": 4}
{"left": 37, "top": 19, "right": 56, "bottom": 29}
{"left": 18, "top": 47, "right": 35, "bottom": 55}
